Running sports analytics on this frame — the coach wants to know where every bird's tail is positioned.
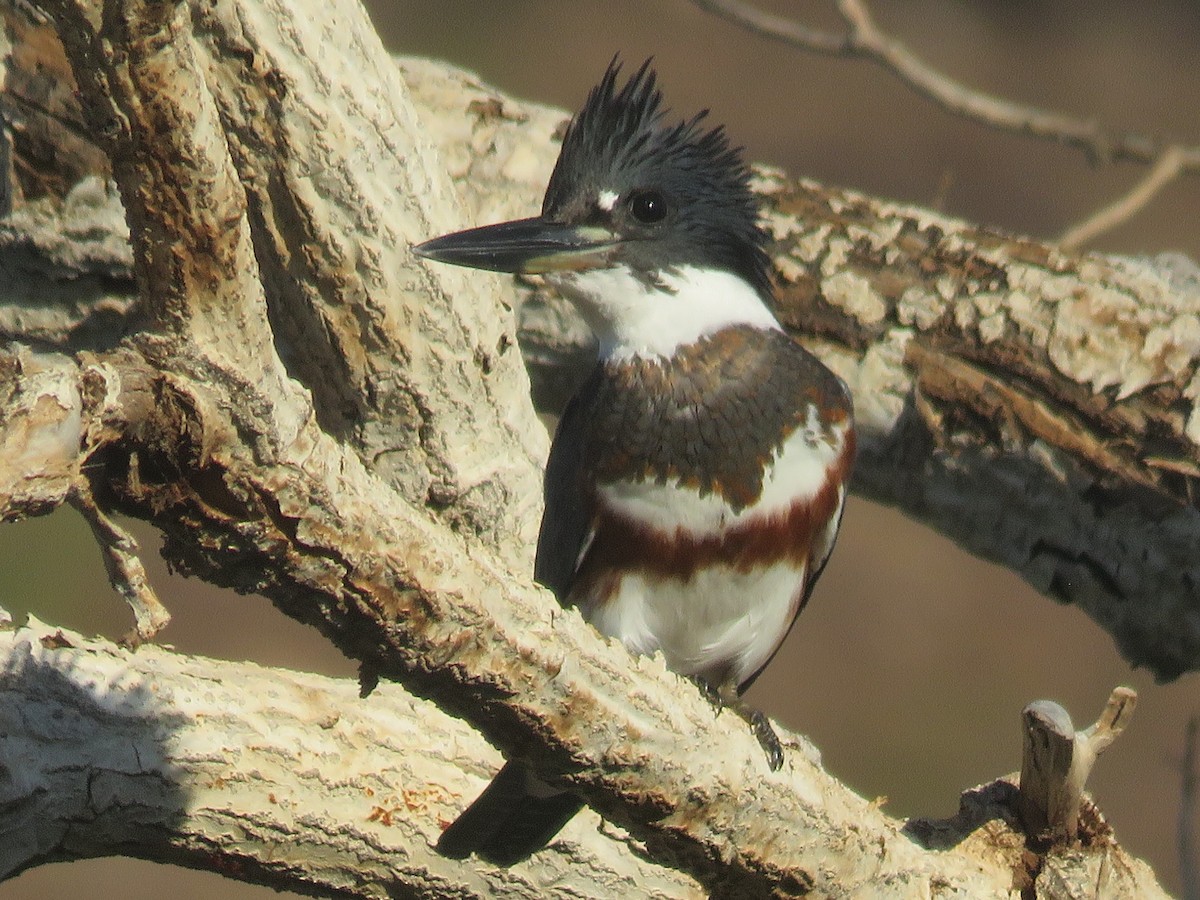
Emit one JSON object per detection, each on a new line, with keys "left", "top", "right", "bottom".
{"left": 436, "top": 760, "right": 584, "bottom": 865}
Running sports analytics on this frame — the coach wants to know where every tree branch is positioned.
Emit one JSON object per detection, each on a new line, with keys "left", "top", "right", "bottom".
{"left": 70, "top": 476, "right": 170, "bottom": 643}
{"left": 1018, "top": 687, "right": 1137, "bottom": 842}
{"left": 6, "top": 33, "right": 1200, "bottom": 681}
{"left": 1059, "top": 146, "right": 1188, "bottom": 251}
{"left": 0, "top": 613, "right": 1172, "bottom": 898}
{"left": 0, "top": 334, "right": 1025, "bottom": 896}
{"left": 0, "top": 0, "right": 1189, "bottom": 894}
{"left": 689, "top": 0, "right": 1200, "bottom": 245}
{"left": 690, "top": 0, "right": 1200, "bottom": 170}
{"left": 21, "top": 0, "right": 1002, "bottom": 888}
{"left": 0, "top": 618, "right": 703, "bottom": 897}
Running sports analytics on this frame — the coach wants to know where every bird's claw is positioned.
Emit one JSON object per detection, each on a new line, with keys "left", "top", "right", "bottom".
{"left": 689, "top": 674, "right": 725, "bottom": 715}
{"left": 690, "top": 675, "right": 784, "bottom": 771}
{"left": 748, "top": 708, "right": 784, "bottom": 771}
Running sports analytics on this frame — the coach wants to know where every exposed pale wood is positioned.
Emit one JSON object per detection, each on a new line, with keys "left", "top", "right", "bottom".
{"left": 0, "top": 619, "right": 703, "bottom": 898}
{"left": 1018, "top": 687, "right": 1136, "bottom": 842}
{"left": 0, "top": 0, "right": 1183, "bottom": 895}
{"left": 0, "top": 344, "right": 80, "bottom": 521}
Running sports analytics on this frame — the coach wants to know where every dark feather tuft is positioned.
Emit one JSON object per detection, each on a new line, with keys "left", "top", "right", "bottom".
{"left": 543, "top": 57, "right": 773, "bottom": 298}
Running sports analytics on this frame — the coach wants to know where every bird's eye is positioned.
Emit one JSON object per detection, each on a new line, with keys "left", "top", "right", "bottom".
{"left": 628, "top": 190, "right": 668, "bottom": 225}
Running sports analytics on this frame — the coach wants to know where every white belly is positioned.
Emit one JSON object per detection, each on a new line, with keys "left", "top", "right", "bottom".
{"left": 575, "top": 410, "right": 848, "bottom": 688}
{"left": 585, "top": 560, "right": 806, "bottom": 688}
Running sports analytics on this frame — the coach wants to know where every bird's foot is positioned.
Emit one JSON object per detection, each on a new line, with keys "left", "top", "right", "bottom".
{"left": 688, "top": 676, "right": 784, "bottom": 771}
{"left": 741, "top": 706, "right": 784, "bottom": 772}
{"left": 688, "top": 674, "right": 725, "bottom": 715}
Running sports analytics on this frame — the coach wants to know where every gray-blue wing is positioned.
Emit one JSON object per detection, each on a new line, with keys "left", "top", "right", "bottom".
{"left": 533, "top": 371, "right": 598, "bottom": 603}
{"left": 437, "top": 371, "right": 599, "bottom": 864}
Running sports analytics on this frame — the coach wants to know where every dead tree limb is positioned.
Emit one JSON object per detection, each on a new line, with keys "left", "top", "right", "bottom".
{"left": 688, "top": 0, "right": 1200, "bottom": 245}
{"left": 0, "top": 0, "right": 1189, "bottom": 895}
{"left": 0, "top": 618, "right": 703, "bottom": 897}
{"left": 6, "top": 35, "right": 1200, "bottom": 682}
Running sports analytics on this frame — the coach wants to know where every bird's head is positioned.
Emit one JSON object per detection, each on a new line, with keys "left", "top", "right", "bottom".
{"left": 415, "top": 58, "right": 777, "bottom": 359}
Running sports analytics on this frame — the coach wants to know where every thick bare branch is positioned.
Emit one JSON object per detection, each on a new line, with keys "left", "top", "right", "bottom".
{"left": 402, "top": 57, "right": 1200, "bottom": 685}
{"left": 0, "top": 608, "right": 1171, "bottom": 898}
{"left": 0, "top": 1, "right": 1188, "bottom": 894}
{"left": 4, "top": 25, "right": 1200, "bottom": 679}
{"left": 0, "top": 333, "right": 1025, "bottom": 896}
{"left": 0, "top": 618, "right": 702, "bottom": 898}
{"left": 23, "top": 0, "right": 548, "bottom": 569}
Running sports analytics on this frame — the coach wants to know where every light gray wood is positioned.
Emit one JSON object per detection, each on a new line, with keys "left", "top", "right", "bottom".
{"left": 1019, "top": 688, "right": 1137, "bottom": 841}
{"left": 0, "top": 619, "right": 702, "bottom": 898}
{"left": 0, "top": 0, "right": 1181, "bottom": 895}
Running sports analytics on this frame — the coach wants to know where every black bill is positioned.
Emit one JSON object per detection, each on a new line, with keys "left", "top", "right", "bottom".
{"left": 414, "top": 217, "right": 618, "bottom": 274}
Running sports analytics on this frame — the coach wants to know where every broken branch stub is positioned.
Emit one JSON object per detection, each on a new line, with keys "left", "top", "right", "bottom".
{"left": 1018, "top": 687, "right": 1137, "bottom": 842}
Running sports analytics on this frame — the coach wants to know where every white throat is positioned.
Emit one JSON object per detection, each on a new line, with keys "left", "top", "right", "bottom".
{"left": 547, "top": 264, "right": 781, "bottom": 362}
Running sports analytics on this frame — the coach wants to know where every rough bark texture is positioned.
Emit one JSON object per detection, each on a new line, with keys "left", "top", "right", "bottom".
{"left": 0, "top": 619, "right": 703, "bottom": 898}
{"left": 0, "top": 0, "right": 1186, "bottom": 895}
{"left": 7, "top": 32, "right": 1200, "bottom": 682}
{"left": 0, "top": 617, "right": 1170, "bottom": 900}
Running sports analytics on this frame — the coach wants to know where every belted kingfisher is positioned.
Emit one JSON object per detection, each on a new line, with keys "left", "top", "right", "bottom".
{"left": 415, "top": 58, "right": 854, "bottom": 864}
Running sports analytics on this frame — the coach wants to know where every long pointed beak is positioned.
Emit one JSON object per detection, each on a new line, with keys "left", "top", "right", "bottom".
{"left": 413, "top": 217, "right": 619, "bottom": 274}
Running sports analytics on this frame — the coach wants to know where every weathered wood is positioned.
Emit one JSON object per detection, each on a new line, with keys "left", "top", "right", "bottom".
{"left": 4, "top": 29, "right": 1199, "bottom": 679}
{"left": 71, "top": 478, "right": 169, "bottom": 642}
{"left": 0, "top": 0, "right": 1183, "bottom": 895}
{"left": 1018, "top": 687, "right": 1137, "bottom": 842}
{"left": 0, "top": 618, "right": 703, "bottom": 898}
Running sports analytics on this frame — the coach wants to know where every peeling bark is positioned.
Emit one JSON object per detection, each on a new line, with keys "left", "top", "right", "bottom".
{"left": 0, "top": 619, "right": 704, "bottom": 898}
{"left": 5, "top": 22, "right": 1199, "bottom": 679}
{"left": 0, "top": 0, "right": 1187, "bottom": 895}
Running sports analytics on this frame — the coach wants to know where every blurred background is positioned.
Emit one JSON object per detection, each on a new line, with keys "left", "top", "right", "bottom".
{"left": 5, "top": 0, "right": 1199, "bottom": 896}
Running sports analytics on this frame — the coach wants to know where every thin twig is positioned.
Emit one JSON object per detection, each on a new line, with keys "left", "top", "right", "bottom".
{"left": 690, "top": 0, "right": 1200, "bottom": 247}
{"left": 1059, "top": 146, "right": 1187, "bottom": 250}
{"left": 691, "top": 0, "right": 1200, "bottom": 169}
{"left": 688, "top": 0, "right": 850, "bottom": 53}
{"left": 70, "top": 477, "right": 169, "bottom": 644}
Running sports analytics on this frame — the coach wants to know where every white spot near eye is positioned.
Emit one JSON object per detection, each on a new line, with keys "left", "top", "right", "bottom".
{"left": 597, "top": 189, "right": 619, "bottom": 211}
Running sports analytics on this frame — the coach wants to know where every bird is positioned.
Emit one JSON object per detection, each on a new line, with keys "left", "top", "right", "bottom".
{"left": 414, "top": 57, "right": 855, "bottom": 865}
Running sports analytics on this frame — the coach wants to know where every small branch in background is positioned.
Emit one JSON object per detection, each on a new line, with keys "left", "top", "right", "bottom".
{"left": 689, "top": 0, "right": 850, "bottom": 53}
{"left": 70, "top": 478, "right": 169, "bottom": 644}
{"left": 690, "top": 0, "right": 1200, "bottom": 247}
{"left": 690, "top": 0, "right": 1200, "bottom": 167}
{"left": 1183, "top": 716, "right": 1199, "bottom": 900}
{"left": 1018, "top": 687, "right": 1137, "bottom": 842}
{"left": 1059, "top": 146, "right": 1187, "bottom": 251}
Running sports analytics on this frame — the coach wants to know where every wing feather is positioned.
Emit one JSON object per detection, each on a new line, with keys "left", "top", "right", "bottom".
{"left": 534, "top": 370, "right": 599, "bottom": 603}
